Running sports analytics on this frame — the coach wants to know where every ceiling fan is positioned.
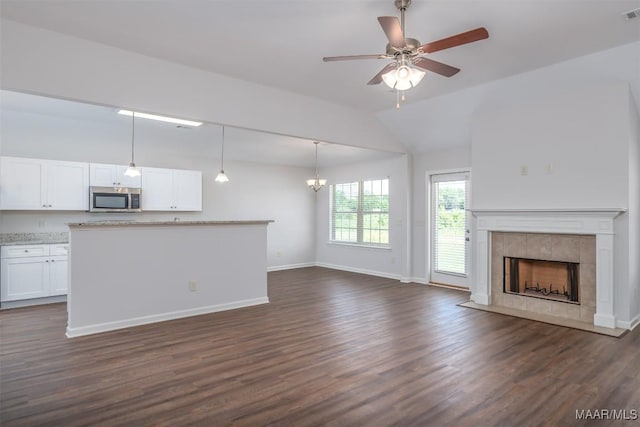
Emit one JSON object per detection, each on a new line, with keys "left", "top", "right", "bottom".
{"left": 323, "top": 0, "right": 489, "bottom": 106}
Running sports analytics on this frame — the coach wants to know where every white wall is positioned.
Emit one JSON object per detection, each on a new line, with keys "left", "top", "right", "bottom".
{"left": 315, "top": 155, "right": 410, "bottom": 280}
{"left": 471, "top": 83, "right": 630, "bottom": 210}
{"left": 628, "top": 96, "right": 640, "bottom": 327}
{"left": 470, "top": 82, "right": 636, "bottom": 326}
{"left": 67, "top": 222, "right": 269, "bottom": 337}
{"left": 0, "top": 110, "right": 316, "bottom": 270}
{"left": 0, "top": 19, "right": 404, "bottom": 154}
{"left": 411, "top": 147, "right": 471, "bottom": 282}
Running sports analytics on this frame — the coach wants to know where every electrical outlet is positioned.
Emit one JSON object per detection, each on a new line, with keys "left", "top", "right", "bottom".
{"left": 391, "top": 257, "right": 396, "bottom": 264}
{"left": 545, "top": 162, "right": 553, "bottom": 175}
{"left": 276, "top": 251, "right": 283, "bottom": 257}
{"left": 188, "top": 281, "right": 197, "bottom": 292}
{"left": 520, "top": 166, "right": 528, "bottom": 176}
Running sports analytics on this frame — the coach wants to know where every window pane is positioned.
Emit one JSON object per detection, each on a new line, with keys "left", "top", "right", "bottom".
{"left": 331, "top": 179, "right": 389, "bottom": 246}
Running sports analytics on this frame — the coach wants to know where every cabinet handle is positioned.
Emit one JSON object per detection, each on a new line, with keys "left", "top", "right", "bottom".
{"left": 45, "top": 260, "right": 49, "bottom": 263}
{"left": 117, "top": 182, "right": 121, "bottom": 185}
{"left": 51, "top": 260, "right": 56, "bottom": 263}
{"left": 42, "top": 204, "right": 46, "bottom": 207}
{"left": 113, "top": 182, "right": 116, "bottom": 185}
{"left": 48, "top": 204, "right": 52, "bottom": 207}
{"left": 24, "top": 249, "right": 29, "bottom": 253}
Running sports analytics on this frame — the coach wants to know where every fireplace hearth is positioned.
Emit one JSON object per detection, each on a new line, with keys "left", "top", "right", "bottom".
{"left": 504, "top": 257, "right": 579, "bottom": 304}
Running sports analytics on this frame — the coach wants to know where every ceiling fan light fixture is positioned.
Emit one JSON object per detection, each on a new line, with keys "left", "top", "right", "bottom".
{"left": 382, "top": 63, "right": 425, "bottom": 91}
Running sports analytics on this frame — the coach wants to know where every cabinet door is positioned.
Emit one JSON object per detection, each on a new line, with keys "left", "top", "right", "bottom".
{"left": 47, "top": 160, "right": 89, "bottom": 210}
{"left": 115, "top": 165, "right": 142, "bottom": 188}
{"left": 173, "top": 169, "right": 202, "bottom": 211}
{"left": 90, "top": 163, "right": 117, "bottom": 187}
{"left": 0, "top": 157, "right": 46, "bottom": 210}
{"left": 1, "top": 257, "right": 49, "bottom": 301}
{"left": 49, "top": 256, "right": 68, "bottom": 296}
{"left": 141, "top": 167, "right": 174, "bottom": 210}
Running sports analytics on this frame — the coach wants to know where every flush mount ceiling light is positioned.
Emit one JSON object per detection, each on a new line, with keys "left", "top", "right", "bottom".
{"left": 215, "top": 125, "right": 229, "bottom": 183}
{"left": 124, "top": 112, "right": 141, "bottom": 178}
{"left": 306, "top": 141, "right": 326, "bottom": 192}
{"left": 117, "top": 110, "right": 202, "bottom": 127}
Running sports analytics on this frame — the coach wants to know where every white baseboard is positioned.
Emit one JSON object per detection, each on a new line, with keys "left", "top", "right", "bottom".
{"left": 471, "top": 293, "right": 490, "bottom": 305}
{"left": 616, "top": 313, "right": 640, "bottom": 331}
{"left": 1, "top": 295, "right": 67, "bottom": 310}
{"left": 409, "top": 277, "right": 428, "bottom": 285}
{"left": 315, "top": 262, "right": 401, "bottom": 281}
{"left": 267, "top": 262, "right": 315, "bottom": 272}
{"left": 66, "top": 297, "right": 269, "bottom": 338}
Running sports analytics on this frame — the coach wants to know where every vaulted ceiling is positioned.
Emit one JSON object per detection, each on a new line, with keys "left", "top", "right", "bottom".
{"left": 1, "top": 0, "right": 639, "bottom": 155}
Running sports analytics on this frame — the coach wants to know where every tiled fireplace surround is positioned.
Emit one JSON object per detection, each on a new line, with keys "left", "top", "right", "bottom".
{"left": 471, "top": 210, "right": 625, "bottom": 329}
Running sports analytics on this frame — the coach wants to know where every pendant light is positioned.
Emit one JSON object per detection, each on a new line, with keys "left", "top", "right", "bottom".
{"left": 215, "top": 125, "right": 229, "bottom": 183}
{"left": 124, "top": 111, "right": 141, "bottom": 177}
{"left": 306, "top": 141, "right": 326, "bottom": 192}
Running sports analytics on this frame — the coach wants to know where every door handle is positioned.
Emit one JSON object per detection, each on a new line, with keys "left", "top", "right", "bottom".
{"left": 465, "top": 237, "right": 470, "bottom": 242}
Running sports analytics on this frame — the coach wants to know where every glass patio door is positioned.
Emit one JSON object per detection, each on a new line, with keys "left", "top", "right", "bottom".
{"left": 430, "top": 172, "right": 471, "bottom": 288}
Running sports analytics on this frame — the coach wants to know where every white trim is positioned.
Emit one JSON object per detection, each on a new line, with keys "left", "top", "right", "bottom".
{"left": 267, "top": 262, "right": 315, "bottom": 272}
{"left": 315, "top": 262, "right": 401, "bottom": 281}
{"left": 1, "top": 295, "right": 66, "bottom": 310}
{"left": 617, "top": 314, "right": 640, "bottom": 331}
{"left": 472, "top": 208, "right": 627, "bottom": 330}
{"left": 66, "top": 297, "right": 269, "bottom": 338}
{"left": 409, "top": 277, "right": 429, "bottom": 285}
{"left": 327, "top": 242, "right": 392, "bottom": 250}
{"left": 426, "top": 168, "right": 472, "bottom": 287}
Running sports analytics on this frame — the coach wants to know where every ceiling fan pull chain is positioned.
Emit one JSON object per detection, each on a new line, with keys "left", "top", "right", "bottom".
{"left": 396, "top": 90, "right": 400, "bottom": 109}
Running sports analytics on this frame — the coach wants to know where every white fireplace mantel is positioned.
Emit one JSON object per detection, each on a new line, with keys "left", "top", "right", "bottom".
{"left": 470, "top": 208, "right": 627, "bottom": 329}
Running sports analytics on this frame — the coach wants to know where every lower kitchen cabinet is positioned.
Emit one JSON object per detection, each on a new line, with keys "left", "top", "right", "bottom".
{"left": 0, "top": 244, "right": 68, "bottom": 302}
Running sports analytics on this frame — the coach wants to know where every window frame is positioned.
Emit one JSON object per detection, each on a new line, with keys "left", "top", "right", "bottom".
{"left": 329, "top": 178, "right": 390, "bottom": 249}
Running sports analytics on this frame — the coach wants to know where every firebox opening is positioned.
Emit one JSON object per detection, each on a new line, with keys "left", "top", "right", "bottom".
{"left": 503, "top": 257, "right": 580, "bottom": 304}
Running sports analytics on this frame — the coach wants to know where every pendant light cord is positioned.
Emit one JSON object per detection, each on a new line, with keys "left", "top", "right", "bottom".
{"left": 131, "top": 112, "right": 136, "bottom": 164}
{"left": 220, "top": 126, "right": 225, "bottom": 170}
{"left": 314, "top": 142, "right": 319, "bottom": 179}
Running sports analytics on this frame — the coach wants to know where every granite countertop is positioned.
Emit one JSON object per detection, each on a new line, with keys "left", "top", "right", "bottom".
{"left": 0, "top": 232, "right": 69, "bottom": 246}
{"left": 67, "top": 220, "right": 274, "bottom": 227}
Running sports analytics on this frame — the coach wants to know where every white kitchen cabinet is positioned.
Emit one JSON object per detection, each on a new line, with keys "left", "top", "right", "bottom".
{"left": 49, "top": 256, "right": 69, "bottom": 296}
{"left": 90, "top": 163, "right": 141, "bottom": 188}
{"left": 1, "top": 256, "right": 50, "bottom": 301}
{"left": 0, "top": 244, "right": 69, "bottom": 302}
{"left": 0, "top": 157, "right": 89, "bottom": 210}
{"left": 141, "top": 167, "right": 202, "bottom": 211}
{"left": 172, "top": 169, "right": 203, "bottom": 211}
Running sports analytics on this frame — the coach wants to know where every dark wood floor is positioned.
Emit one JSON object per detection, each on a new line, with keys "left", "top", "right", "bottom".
{"left": 1, "top": 267, "right": 639, "bottom": 426}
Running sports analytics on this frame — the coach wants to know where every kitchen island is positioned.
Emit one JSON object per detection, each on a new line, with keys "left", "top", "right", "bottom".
{"left": 66, "top": 220, "right": 273, "bottom": 337}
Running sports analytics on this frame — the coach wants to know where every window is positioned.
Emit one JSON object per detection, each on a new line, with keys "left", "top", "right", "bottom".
{"left": 330, "top": 178, "right": 389, "bottom": 246}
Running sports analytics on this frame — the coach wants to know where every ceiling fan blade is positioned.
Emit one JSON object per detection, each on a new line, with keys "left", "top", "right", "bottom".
{"left": 367, "top": 63, "right": 397, "bottom": 85}
{"left": 419, "top": 27, "right": 489, "bottom": 54}
{"left": 377, "top": 16, "right": 406, "bottom": 49}
{"left": 323, "top": 54, "right": 388, "bottom": 62}
{"left": 413, "top": 57, "right": 460, "bottom": 77}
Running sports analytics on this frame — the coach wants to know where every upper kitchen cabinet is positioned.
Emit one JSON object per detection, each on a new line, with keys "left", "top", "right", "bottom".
{"left": 90, "top": 163, "right": 141, "bottom": 188}
{"left": 0, "top": 157, "right": 89, "bottom": 210}
{"left": 141, "top": 167, "right": 202, "bottom": 211}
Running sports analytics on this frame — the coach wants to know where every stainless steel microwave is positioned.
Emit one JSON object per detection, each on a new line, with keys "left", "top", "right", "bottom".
{"left": 90, "top": 186, "right": 141, "bottom": 212}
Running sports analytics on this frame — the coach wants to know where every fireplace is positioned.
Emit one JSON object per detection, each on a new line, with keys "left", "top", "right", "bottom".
{"left": 503, "top": 257, "right": 579, "bottom": 304}
{"left": 470, "top": 209, "right": 625, "bottom": 329}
